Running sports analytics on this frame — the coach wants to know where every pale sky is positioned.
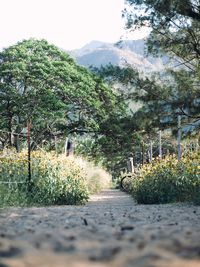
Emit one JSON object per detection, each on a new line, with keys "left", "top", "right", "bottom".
{"left": 0, "top": 0, "right": 149, "bottom": 51}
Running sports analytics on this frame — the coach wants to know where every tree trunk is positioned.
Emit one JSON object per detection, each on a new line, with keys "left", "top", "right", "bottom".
{"left": 6, "top": 101, "right": 13, "bottom": 147}
{"left": 14, "top": 116, "right": 21, "bottom": 152}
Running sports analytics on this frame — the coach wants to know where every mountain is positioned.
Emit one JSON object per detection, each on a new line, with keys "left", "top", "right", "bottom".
{"left": 69, "top": 39, "right": 167, "bottom": 73}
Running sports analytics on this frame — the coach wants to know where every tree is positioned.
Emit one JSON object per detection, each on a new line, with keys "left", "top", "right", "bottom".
{"left": 91, "top": 64, "right": 167, "bottom": 129}
{"left": 124, "top": 0, "right": 200, "bottom": 68}
{"left": 92, "top": 62, "right": 200, "bottom": 142}
{"left": 123, "top": 0, "right": 200, "bottom": 130}
{"left": 0, "top": 39, "right": 121, "bottom": 150}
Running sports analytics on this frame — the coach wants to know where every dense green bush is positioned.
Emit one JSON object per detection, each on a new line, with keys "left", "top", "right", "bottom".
{"left": 0, "top": 150, "right": 90, "bottom": 207}
{"left": 123, "top": 152, "right": 200, "bottom": 204}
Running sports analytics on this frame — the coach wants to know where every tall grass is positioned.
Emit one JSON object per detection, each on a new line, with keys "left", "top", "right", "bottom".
{"left": 0, "top": 149, "right": 111, "bottom": 207}
{"left": 74, "top": 157, "right": 112, "bottom": 193}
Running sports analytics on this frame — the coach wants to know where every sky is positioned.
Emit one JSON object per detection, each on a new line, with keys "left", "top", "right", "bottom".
{"left": 0, "top": 0, "right": 150, "bottom": 51}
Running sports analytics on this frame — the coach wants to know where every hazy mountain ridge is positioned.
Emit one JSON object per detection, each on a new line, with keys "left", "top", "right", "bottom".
{"left": 69, "top": 39, "right": 167, "bottom": 73}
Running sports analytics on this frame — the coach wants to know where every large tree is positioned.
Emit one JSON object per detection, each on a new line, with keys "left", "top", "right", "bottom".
{"left": 0, "top": 39, "right": 122, "bottom": 150}
{"left": 92, "top": 62, "right": 200, "bottom": 141}
{"left": 123, "top": 0, "right": 200, "bottom": 130}
{"left": 124, "top": 0, "right": 200, "bottom": 68}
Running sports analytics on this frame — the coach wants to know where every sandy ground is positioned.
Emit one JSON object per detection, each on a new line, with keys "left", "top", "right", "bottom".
{"left": 0, "top": 189, "right": 200, "bottom": 267}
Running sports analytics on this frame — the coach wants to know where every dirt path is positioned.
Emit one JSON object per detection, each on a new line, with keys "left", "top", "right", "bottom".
{"left": 0, "top": 189, "right": 200, "bottom": 267}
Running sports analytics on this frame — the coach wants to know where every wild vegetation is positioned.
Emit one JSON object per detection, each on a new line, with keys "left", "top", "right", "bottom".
{"left": 121, "top": 151, "right": 200, "bottom": 204}
{"left": 0, "top": 0, "right": 200, "bottom": 206}
{"left": 0, "top": 149, "right": 111, "bottom": 207}
{"left": 0, "top": 39, "right": 125, "bottom": 152}
{"left": 0, "top": 39, "right": 123, "bottom": 207}
{"left": 123, "top": 0, "right": 200, "bottom": 128}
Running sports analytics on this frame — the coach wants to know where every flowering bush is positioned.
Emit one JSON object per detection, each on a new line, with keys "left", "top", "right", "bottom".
{"left": 123, "top": 152, "right": 200, "bottom": 204}
{"left": 0, "top": 150, "right": 90, "bottom": 207}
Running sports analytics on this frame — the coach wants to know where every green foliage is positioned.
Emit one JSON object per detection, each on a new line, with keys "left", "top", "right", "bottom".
{"left": 132, "top": 69, "right": 200, "bottom": 133}
{"left": 76, "top": 112, "right": 142, "bottom": 177}
{"left": 0, "top": 39, "right": 121, "bottom": 151}
{"left": 93, "top": 61, "right": 200, "bottom": 138}
{"left": 124, "top": 152, "right": 200, "bottom": 204}
{"left": 123, "top": 0, "right": 200, "bottom": 131}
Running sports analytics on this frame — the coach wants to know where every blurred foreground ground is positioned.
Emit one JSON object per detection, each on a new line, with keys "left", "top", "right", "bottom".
{"left": 0, "top": 189, "right": 200, "bottom": 267}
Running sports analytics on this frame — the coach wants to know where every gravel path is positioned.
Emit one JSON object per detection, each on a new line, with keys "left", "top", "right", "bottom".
{"left": 0, "top": 189, "right": 200, "bottom": 267}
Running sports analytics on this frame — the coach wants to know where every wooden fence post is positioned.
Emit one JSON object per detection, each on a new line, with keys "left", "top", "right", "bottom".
{"left": 127, "top": 154, "right": 134, "bottom": 173}
{"left": 177, "top": 115, "right": 181, "bottom": 161}
{"left": 150, "top": 140, "right": 153, "bottom": 162}
{"left": 159, "top": 130, "right": 162, "bottom": 159}
{"left": 27, "top": 119, "right": 32, "bottom": 191}
{"left": 54, "top": 135, "right": 58, "bottom": 154}
{"left": 141, "top": 140, "right": 145, "bottom": 165}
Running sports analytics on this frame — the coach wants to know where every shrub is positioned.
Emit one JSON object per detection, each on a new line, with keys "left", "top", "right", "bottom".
{"left": 123, "top": 152, "right": 200, "bottom": 204}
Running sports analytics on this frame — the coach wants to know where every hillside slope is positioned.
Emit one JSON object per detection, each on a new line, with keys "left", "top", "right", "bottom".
{"left": 69, "top": 39, "right": 166, "bottom": 73}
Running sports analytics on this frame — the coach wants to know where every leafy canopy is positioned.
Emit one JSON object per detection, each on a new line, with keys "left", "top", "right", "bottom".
{"left": 123, "top": 0, "right": 200, "bottom": 130}
{"left": 0, "top": 39, "right": 122, "bottom": 149}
